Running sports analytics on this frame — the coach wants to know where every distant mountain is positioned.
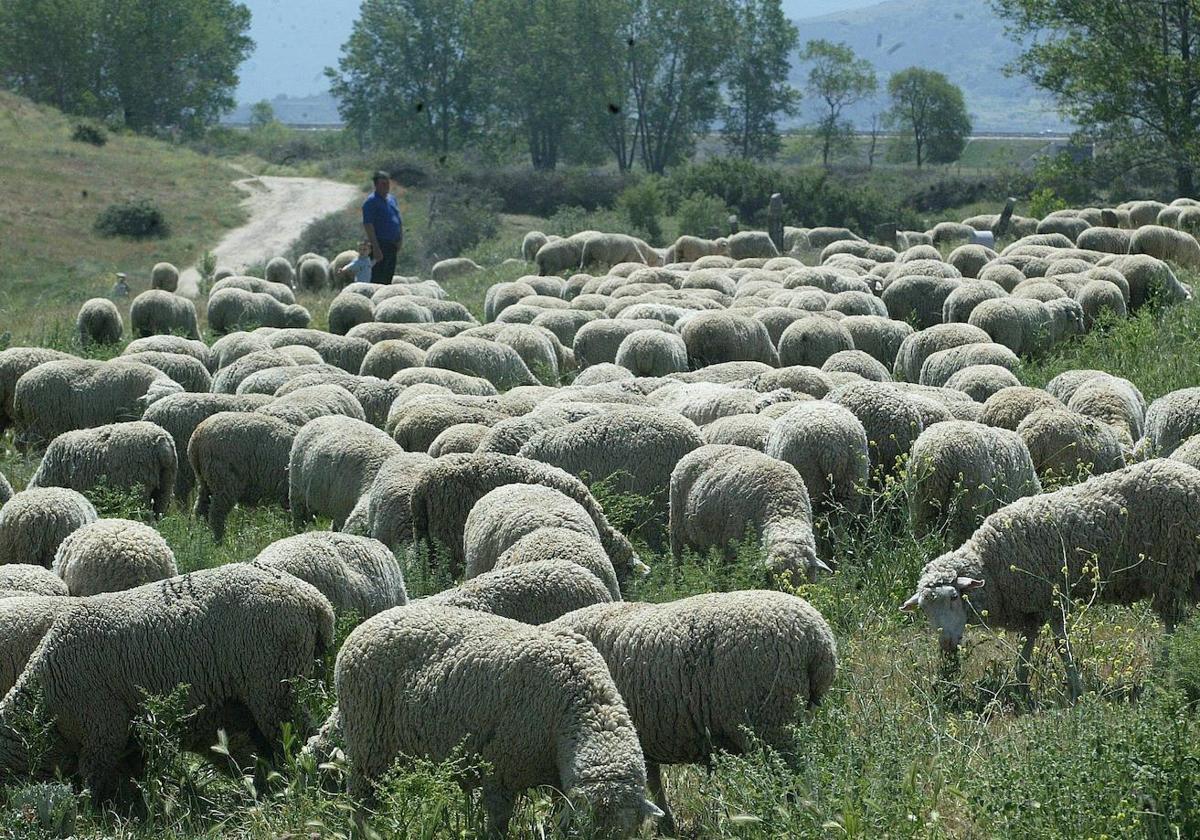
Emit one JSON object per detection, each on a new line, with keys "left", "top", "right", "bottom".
{"left": 787, "top": 0, "right": 1069, "bottom": 132}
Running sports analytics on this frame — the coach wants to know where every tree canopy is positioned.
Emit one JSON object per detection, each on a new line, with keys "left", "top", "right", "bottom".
{"left": 886, "top": 67, "right": 971, "bottom": 167}
{"left": 800, "top": 39, "right": 877, "bottom": 168}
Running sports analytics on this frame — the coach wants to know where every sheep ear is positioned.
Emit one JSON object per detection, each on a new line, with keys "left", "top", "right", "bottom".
{"left": 899, "top": 593, "right": 920, "bottom": 612}
{"left": 955, "top": 577, "right": 984, "bottom": 592}
{"left": 814, "top": 558, "right": 833, "bottom": 574}
{"left": 640, "top": 798, "right": 665, "bottom": 819}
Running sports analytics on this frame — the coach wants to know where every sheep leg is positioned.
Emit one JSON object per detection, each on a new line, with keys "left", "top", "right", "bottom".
{"left": 482, "top": 783, "right": 515, "bottom": 838}
{"left": 647, "top": 762, "right": 677, "bottom": 836}
{"left": 1049, "top": 617, "right": 1083, "bottom": 702}
{"left": 208, "top": 497, "right": 232, "bottom": 542}
{"left": 194, "top": 481, "right": 210, "bottom": 519}
{"left": 79, "top": 729, "right": 126, "bottom": 801}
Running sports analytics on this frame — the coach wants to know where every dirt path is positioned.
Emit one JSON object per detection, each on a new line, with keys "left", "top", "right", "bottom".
{"left": 178, "top": 175, "right": 360, "bottom": 297}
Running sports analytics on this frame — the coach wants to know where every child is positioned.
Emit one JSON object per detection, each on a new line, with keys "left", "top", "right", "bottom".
{"left": 339, "top": 240, "right": 375, "bottom": 284}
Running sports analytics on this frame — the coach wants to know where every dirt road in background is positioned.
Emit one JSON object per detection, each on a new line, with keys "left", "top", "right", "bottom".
{"left": 178, "top": 175, "right": 360, "bottom": 296}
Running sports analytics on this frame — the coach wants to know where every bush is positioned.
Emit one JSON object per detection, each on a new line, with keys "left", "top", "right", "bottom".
{"left": 93, "top": 199, "right": 169, "bottom": 239}
{"left": 70, "top": 122, "right": 107, "bottom": 147}
{"left": 422, "top": 185, "right": 501, "bottom": 263}
{"left": 456, "top": 166, "right": 632, "bottom": 216}
{"left": 675, "top": 192, "right": 730, "bottom": 238}
{"left": 290, "top": 209, "right": 363, "bottom": 262}
{"left": 1029, "top": 187, "right": 1069, "bottom": 220}
{"left": 665, "top": 158, "right": 780, "bottom": 221}
{"left": 616, "top": 178, "right": 665, "bottom": 244}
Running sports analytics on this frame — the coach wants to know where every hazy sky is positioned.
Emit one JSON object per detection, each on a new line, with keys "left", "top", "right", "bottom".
{"left": 235, "top": 0, "right": 885, "bottom": 101}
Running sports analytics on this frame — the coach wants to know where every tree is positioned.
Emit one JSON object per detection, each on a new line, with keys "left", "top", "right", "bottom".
{"left": 249, "top": 101, "right": 277, "bottom": 129}
{"left": 800, "top": 40, "right": 876, "bottom": 168}
{"left": 0, "top": 0, "right": 252, "bottom": 133}
{"left": 627, "top": 0, "right": 734, "bottom": 173}
{"left": 866, "top": 111, "right": 884, "bottom": 169}
{"left": 327, "top": 0, "right": 476, "bottom": 155}
{"left": 995, "top": 0, "right": 1200, "bottom": 197}
{"left": 886, "top": 67, "right": 971, "bottom": 167}
{"left": 723, "top": 0, "right": 801, "bottom": 160}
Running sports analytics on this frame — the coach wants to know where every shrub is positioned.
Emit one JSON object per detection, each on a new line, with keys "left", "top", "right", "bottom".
{"left": 617, "top": 178, "right": 665, "bottom": 244}
{"left": 290, "top": 209, "right": 362, "bottom": 262}
{"left": 70, "top": 122, "right": 106, "bottom": 147}
{"left": 93, "top": 199, "right": 169, "bottom": 239}
{"left": 422, "top": 184, "right": 501, "bottom": 263}
{"left": 675, "top": 192, "right": 730, "bottom": 238}
{"left": 544, "top": 205, "right": 627, "bottom": 238}
{"left": 456, "top": 166, "right": 631, "bottom": 216}
{"left": 1029, "top": 187, "right": 1069, "bottom": 220}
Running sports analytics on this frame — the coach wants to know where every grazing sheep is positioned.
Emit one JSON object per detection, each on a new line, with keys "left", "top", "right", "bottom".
{"left": 0, "top": 488, "right": 98, "bottom": 569}
{"left": 942, "top": 281, "right": 1009, "bottom": 324}
{"left": 670, "top": 445, "right": 827, "bottom": 584}
{"left": 765, "top": 401, "right": 869, "bottom": 513}
{"left": 257, "top": 383, "right": 366, "bottom": 427}
{"left": 947, "top": 244, "right": 997, "bottom": 279}
{"left": 0, "top": 563, "right": 333, "bottom": 797}
{"left": 882, "top": 275, "right": 962, "bottom": 329}
{"left": 701, "top": 413, "right": 775, "bottom": 449}
{"left": 1129, "top": 224, "right": 1200, "bottom": 269}
{"left": 494, "top": 527, "right": 621, "bottom": 600}
{"left": 573, "top": 319, "right": 677, "bottom": 368}
{"left": 0, "top": 565, "right": 69, "bottom": 599}
{"left": 189, "top": 412, "right": 299, "bottom": 540}
{"left": 519, "top": 407, "right": 704, "bottom": 511}
{"left": 128, "top": 290, "right": 202, "bottom": 340}
{"left": 551, "top": 592, "right": 837, "bottom": 831}
{"left": 1017, "top": 408, "right": 1126, "bottom": 479}
{"left": 827, "top": 381, "right": 925, "bottom": 476}
{"left": 464, "top": 484, "right": 603, "bottom": 580}
{"left": 289, "top": 416, "right": 400, "bottom": 529}
{"left": 919, "top": 342, "right": 1019, "bottom": 388}
{"left": 432, "top": 257, "right": 482, "bottom": 284}
{"left": 297, "top": 255, "right": 331, "bottom": 291}
{"left": 615, "top": 330, "right": 689, "bottom": 377}
{"left": 265, "top": 329, "right": 371, "bottom": 374}
{"left": 410, "top": 453, "right": 642, "bottom": 579}
{"left": 210, "top": 275, "right": 296, "bottom": 304}
{"left": 120, "top": 350, "right": 212, "bottom": 393}
{"left": 0, "top": 597, "right": 77, "bottom": 699}
{"left": 902, "top": 460, "right": 1200, "bottom": 698}
{"left": 150, "top": 262, "right": 180, "bottom": 292}
{"left": 777, "top": 317, "right": 855, "bottom": 368}
{"left": 1135, "top": 386, "right": 1200, "bottom": 459}
{"left": 28, "top": 421, "right": 177, "bottom": 516}
{"left": 839, "top": 316, "right": 914, "bottom": 368}
{"left": 680, "top": 311, "right": 779, "bottom": 368}
{"left": 254, "top": 532, "right": 406, "bottom": 617}
{"left": 206, "top": 287, "right": 311, "bottom": 334}
{"left": 907, "top": 421, "right": 1041, "bottom": 544}
{"left": 52, "top": 518, "right": 177, "bottom": 596}
{"left": 428, "top": 422, "right": 491, "bottom": 456}
{"left": 821, "top": 349, "right": 890, "bottom": 382}
{"left": 1076, "top": 227, "right": 1132, "bottom": 255}
{"left": 76, "top": 298, "right": 123, "bottom": 347}
{"left": 522, "top": 231, "right": 550, "bottom": 262}
{"left": 387, "top": 395, "right": 507, "bottom": 452}
{"left": 978, "top": 386, "right": 1064, "bottom": 430}
{"left": 1076, "top": 279, "right": 1128, "bottom": 327}
{"left": 265, "top": 256, "right": 296, "bottom": 288}
{"left": 391, "top": 366, "right": 500, "bottom": 396}
{"left": 942, "top": 365, "right": 1022, "bottom": 402}
{"left": 0, "top": 347, "right": 75, "bottom": 435}
{"left": 327, "top": 292, "right": 376, "bottom": 335}
{"left": 1065, "top": 374, "right": 1145, "bottom": 445}
{"left": 124, "top": 335, "right": 215, "bottom": 372}
{"left": 332, "top": 604, "right": 659, "bottom": 833}
{"left": 211, "top": 349, "right": 300, "bottom": 393}
{"left": 424, "top": 336, "right": 538, "bottom": 391}
{"left": 359, "top": 339, "right": 426, "bottom": 379}
{"left": 426, "top": 558, "right": 614, "bottom": 625}
{"left": 12, "top": 359, "right": 182, "bottom": 450}
{"left": 1097, "top": 254, "right": 1191, "bottom": 308}
{"left": 349, "top": 451, "right": 435, "bottom": 549}
{"left": 893, "top": 324, "right": 990, "bottom": 383}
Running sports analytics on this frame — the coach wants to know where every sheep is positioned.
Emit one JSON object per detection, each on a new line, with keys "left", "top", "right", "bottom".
{"left": 943, "top": 364, "right": 1022, "bottom": 402}
{"left": 423, "top": 422, "right": 484, "bottom": 456}
{"left": 212, "top": 349, "right": 298, "bottom": 393}
{"left": 680, "top": 311, "right": 779, "bottom": 368}
{"left": 1139, "top": 387, "right": 1200, "bottom": 457}
{"left": 0, "top": 563, "right": 333, "bottom": 796}
{"left": 550, "top": 592, "right": 837, "bottom": 831}
{"left": 390, "top": 366, "right": 499, "bottom": 397}
{"left": 826, "top": 381, "right": 925, "bottom": 476}
{"left": 425, "top": 558, "right": 614, "bottom": 625}
{"left": 150, "top": 261, "right": 179, "bottom": 292}
{"left": 348, "top": 451, "right": 435, "bottom": 549}
{"left": 206, "top": 287, "right": 311, "bottom": 334}
{"left": 882, "top": 275, "right": 962, "bottom": 329}
{"left": 947, "top": 244, "right": 997, "bottom": 279}
{"left": 1076, "top": 227, "right": 1132, "bottom": 255}
{"left": 518, "top": 407, "right": 704, "bottom": 512}
{"left": 941, "top": 280, "right": 1009, "bottom": 324}
{"left": 536, "top": 236, "right": 586, "bottom": 275}
{"left": 1129, "top": 224, "right": 1200, "bottom": 268}
{"left": 1076, "top": 279, "right": 1128, "bottom": 327}
{"left": 614, "top": 329, "right": 689, "bottom": 377}
{"left": 51, "top": 518, "right": 177, "bottom": 596}
{"left": 522, "top": 230, "right": 550, "bottom": 262}
{"left": 288, "top": 415, "right": 400, "bottom": 529}
{"left": 331, "top": 604, "right": 659, "bottom": 833}
{"left": 0, "top": 597, "right": 76, "bottom": 700}
{"left": 579, "top": 233, "right": 656, "bottom": 268}
{"left": 297, "top": 254, "right": 331, "bottom": 291}
{"left": 210, "top": 275, "right": 296, "bottom": 303}
{"left": 463, "top": 484, "right": 604, "bottom": 579}
{"left": 123, "top": 335, "right": 215, "bottom": 372}
{"left": 141, "top": 393, "right": 273, "bottom": 503}
{"left": 1066, "top": 374, "right": 1145, "bottom": 445}
{"left": 327, "top": 293, "right": 376, "bottom": 335}
{"left": 265, "top": 329, "right": 371, "bottom": 374}
{"left": 906, "top": 420, "right": 1040, "bottom": 545}
{"left": 727, "top": 231, "right": 780, "bottom": 260}
{"left": 764, "top": 401, "right": 869, "bottom": 513}
{"left": 833, "top": 316, "right": 911, "bottom": 370}
{"left": 1097, "top": 254, "right": 1192, "bottom": 308}
{"left": 919, "top": 342, "right": 1019, "bottom": 388}
{"left": 129, "top": 289, "right": 202, "bottom": 339}
{"left": 777, "top": 317, "right": 855, "bottom": 368}
{"left": 387, "top": 396, "right": 508, "bottom": 452}
{"left": 265, "top": 255, "right": 295, "bottom": 288}
{"left": 979, "top": 386, "right": 1065, "bottom": 430}
{"left": 700, "top": 413, "right": 775, "bottom": 449}
{"left": 901, "top": 459, "right": 1200, "bottom": 699}
{"left": 0, "top": 565, "right": 69, "bottom": 599}
{"left": 121, "top": 350, "right": 212, "bottom": 393}
{"left": 0, "top": 488, "right": 98, "bottom": 568}
{"left": 359, "top": 339, "right": 427, "bottom": 379}
{"left": 76, "top": 298, "right": 123, "bottom": 348}
{"left": 410, "top": 453, "right": 642, "bottom": 579}
{"left": 254, "top": 532, "right": 406, "bottom": 618}
{"left": 189, "top": 411, "right": 299, "bottom": 540}
{"left": 977, "top": 262, "right": 1026, "bottom": 292}
{"left": 1017, "top": 408, "right": 1126, "bottom": 479}
{"left": 0, "top": 348, "right": 75, "bottom": 435}
{"left": 572, "top": 319, "right": 674, "bottom": 368}
{"left": 28, "top": 421, "right": 176, "bottom": 516}
{"left": 892, "top": 324, "right": 990, "bottom": 383}
{"left": 670, "top": 444, "right": 827, "bottom": 584}
{"left": 493, "top": 527, "right": 621, "bottom": 600}
{"left": 423, "top": 336, "right": 538, "bottom": 391}
{"left": 257, "top": 382, "right": 366, "bottom": 427}
{"left": 928, "top": 221, "right": 975, "bottom": 244}
{"left": 12, "top": 359, "right": 182, "bottom": 451}
{"left": 822, "top": 349, "right": 891, "bottom": 382}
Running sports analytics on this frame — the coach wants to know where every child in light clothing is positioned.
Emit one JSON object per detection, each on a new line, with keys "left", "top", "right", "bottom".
{"left": 339, "top": 240, "right": 375, "bottom": 284}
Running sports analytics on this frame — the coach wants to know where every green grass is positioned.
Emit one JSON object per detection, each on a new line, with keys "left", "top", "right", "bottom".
{"left": 0, "top": 92, "right": 257, "bottom": 343}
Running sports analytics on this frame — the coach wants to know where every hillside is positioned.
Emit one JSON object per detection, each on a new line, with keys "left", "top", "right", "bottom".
{"left": 788, "top": 0, "right": 1068, "bottom": 132}
{"left": 0, "top": 92, "right": 248, "bottom": 338}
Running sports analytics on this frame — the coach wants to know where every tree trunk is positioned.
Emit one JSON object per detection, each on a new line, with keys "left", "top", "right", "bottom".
{"left": 1178, "top": 162, "right": 1196, "bottom": 198}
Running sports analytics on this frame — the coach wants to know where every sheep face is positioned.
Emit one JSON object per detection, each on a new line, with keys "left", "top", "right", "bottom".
{"left": 901, "top": 577, "right": 983, "bottom": 654}
{"left": 768, "top": 538, "right": 831, "bottom": 586}
{"left": 563, "top": 785, "right": 663, "bottom": 838}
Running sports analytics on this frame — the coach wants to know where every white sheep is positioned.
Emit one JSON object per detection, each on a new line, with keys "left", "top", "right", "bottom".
{"left": 206, "top": 287, "right": 311, "bottom": 334}
{"left": 425, "top": 558, "right": 614, "bottom": 625}
{"left": 494, "top": 526, "right": 621, "bottom": 600}
{"left": 0, "top": 565, "right": 69, "bottom": 599}
{"left": 52, "top": 518, "right": 177, "bottom": 596}
{"left": 288, "top": 415, "right": 400, "bottom": 529}
{"left": 765, "top": 401, "right": 869, "bottom": 513}
{"left": 0, "top": 488, "right": 98, "bottom": 569}
{"left": 76, "top": 298, "right": 123, "bottom": 348}
{"left": 254, "top": 532, "right": 406, "bottom": 617}
{"left": 129, "top": 290, "right": 201, "bottom": 339}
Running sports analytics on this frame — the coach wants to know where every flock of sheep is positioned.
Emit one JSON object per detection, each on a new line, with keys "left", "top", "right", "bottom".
{"left": 2, "top": 195, "right": 1200, "bottom": 834}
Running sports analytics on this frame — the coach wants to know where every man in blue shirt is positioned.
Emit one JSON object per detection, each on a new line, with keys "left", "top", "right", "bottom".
{"left": 362, "top": 170, "right": 403, "bottom": 283}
